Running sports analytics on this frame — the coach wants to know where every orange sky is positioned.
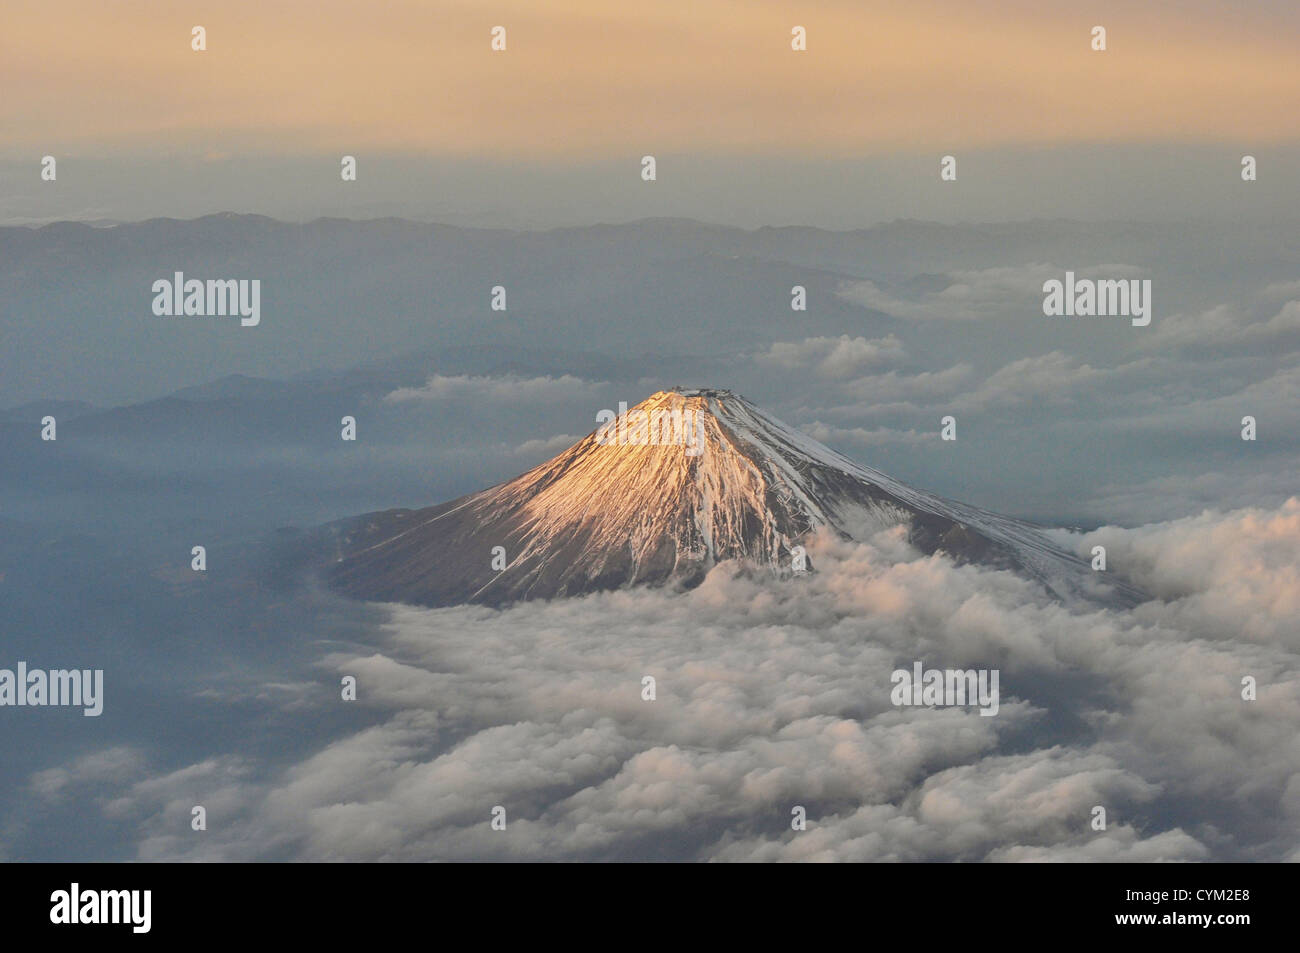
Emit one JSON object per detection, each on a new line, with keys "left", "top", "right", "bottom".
{"left": 4, "top": 0, "right": 1298, "bottom": 159}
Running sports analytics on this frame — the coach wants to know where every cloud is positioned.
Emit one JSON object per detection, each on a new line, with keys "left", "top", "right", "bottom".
{"left": 1079, "top": 468, "right": 1300, "bottom": 525}
{"left": 1143, "top": 298, "right": 1300, "bottom": 357}
{"left": 511, "top": 434, "right": 581, "bottom": 457}
{"left": 39, "top": 499, "right": 1299, "bottom": 861}
{"left": 384, "top": 374, "right": 598, "bottom": 404}
{"left": 956, "top": 353, "right": 1160, "bottom": 412}
{"left": 808, "top": 353, "right": 1169, "bottom": 426}
{"left": 1056, "top": 498, "right": 1300, "bottom": 646}
{"left": 755, "top": 335, "right": 907, "bottom": 379}
{"left": 710, "top": 748, "right": 1206, "bottom": 863}
{"left": 833, "top": 364, "right": 975, "bottom": 409}
{"left": 27, "top": 747, "right": 147, "bottom": 801}
{"left": 1111, "top": 363, "right": 1300, "bottom": 437}
{"left": 837, "top": 265, "right": 1147, "bottom": 322}
{"left": 798, "top": 422, "right": 933, "bottom": 447}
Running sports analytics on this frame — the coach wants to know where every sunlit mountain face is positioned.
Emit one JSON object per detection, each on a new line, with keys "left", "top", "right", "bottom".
{"left": 318, "top": 389, "right": 1142, "bottom": 608}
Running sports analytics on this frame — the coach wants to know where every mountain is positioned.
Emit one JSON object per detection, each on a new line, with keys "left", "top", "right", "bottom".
{"left": 320, "top": 389, "right": 1143, "bottom": 608}
{"left": 0, "top": 399, "right": 97, "bottom": 424}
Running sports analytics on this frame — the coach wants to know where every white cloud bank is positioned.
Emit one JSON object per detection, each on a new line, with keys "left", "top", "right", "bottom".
{"left": 31, "top": 501, "right": 1300, "bottom": 862}
{"left": 837, "top": 264, "right": 1148, "bottom": 323}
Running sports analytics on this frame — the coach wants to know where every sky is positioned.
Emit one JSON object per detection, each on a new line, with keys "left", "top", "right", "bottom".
{"left": 2, "top": 0, "right": 1298, "bottom": 227}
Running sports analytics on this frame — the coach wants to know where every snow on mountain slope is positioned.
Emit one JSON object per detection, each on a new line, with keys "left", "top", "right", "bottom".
{"left": 322, "top": 389, "right": 1144, "bottom": 608}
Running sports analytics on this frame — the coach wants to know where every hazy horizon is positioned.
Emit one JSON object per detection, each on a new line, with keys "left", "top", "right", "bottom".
{"left": 5, "top": 148, "right": 1300, "bottom": 230}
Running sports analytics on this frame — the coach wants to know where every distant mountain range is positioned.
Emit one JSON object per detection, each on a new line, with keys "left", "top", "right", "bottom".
{"left": 6, "top": 212, "right": 1290, "bottom": 408}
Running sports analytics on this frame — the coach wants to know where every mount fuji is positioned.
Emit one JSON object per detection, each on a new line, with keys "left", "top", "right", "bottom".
{"left": 319, "top": 389, "right": 1143, "bottom": 608}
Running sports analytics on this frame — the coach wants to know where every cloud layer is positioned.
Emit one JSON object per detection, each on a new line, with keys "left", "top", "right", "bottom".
{"left": 28, "top": 499, "right": 1299, "bottom": 862}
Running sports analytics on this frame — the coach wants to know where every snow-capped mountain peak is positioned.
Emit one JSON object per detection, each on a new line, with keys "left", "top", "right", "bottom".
{"left": 322, "top": 389, "right": 1142, "bottom": 607}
